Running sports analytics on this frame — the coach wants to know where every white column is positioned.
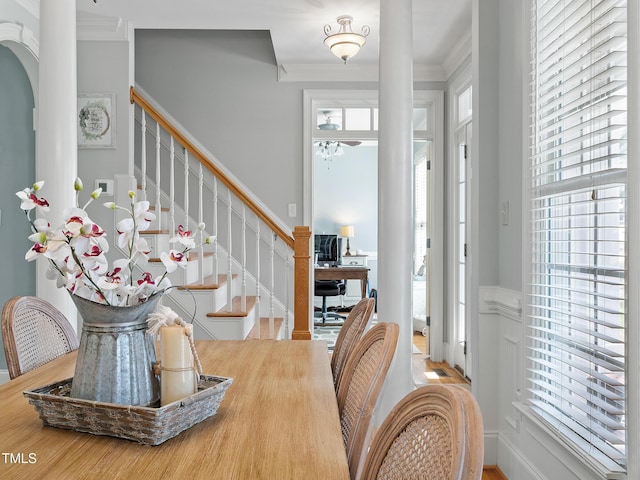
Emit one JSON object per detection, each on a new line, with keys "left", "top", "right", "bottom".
{"left": 36, "top": 0, "right": 78, "bottom": 329}
{"left": 376, "top": 0, "right": 414, "bottom": 416}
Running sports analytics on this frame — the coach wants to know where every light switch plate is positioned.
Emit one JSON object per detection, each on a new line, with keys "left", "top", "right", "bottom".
{"left": 288, "top": 203, "right": 297, "bottom": 217}
{"left": 501, "top": 201, "right": 510, "bottom": 225}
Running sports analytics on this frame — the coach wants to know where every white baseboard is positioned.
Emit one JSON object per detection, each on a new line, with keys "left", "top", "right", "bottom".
{"left": 0, "top": 370, "right": 10, "bottom": 385}
{"left": 497, "top": 434, "right": 546, "bottom": 480}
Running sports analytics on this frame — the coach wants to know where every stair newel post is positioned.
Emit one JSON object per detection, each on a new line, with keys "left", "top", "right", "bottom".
{"left": 198, "top": 163, "right": 204, "bottom": 284}
{"left": 212, "top": 178, "right": 219, "bottom": 280}
{"left": 292, "top": 226, "right": 311, "bottom": 340}
{"left": 269, "top": 233, "right": 275, "bottom": 339}
{"left": 255, "top": 219, "right": 261, "bottom": 339}
{"left": 241, "top": 206, "right": 247, "bottom": 312}
{"left": 169, "top": 137, "right": 176, "bottom": 236}
{"left": 184, "top": 149, "right": 189, "bottom": 230}
{"left": 227, "top": 189, "right": 233, "bottom": 311}
{"left": 140, "top": 110, "right": 147, "bottom": 201}
{"left": 155, "top": 122, "right": 162, "bottom": 231}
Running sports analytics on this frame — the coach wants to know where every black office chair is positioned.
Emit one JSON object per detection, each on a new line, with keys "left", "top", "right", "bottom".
{"left": 314, "top": 280, "right": 346, "bottom": 325}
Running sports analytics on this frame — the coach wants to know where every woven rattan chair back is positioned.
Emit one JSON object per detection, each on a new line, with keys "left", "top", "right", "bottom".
{"left": 331, "top": 297, "right": 375, "bottom": 390}
{"left": 336, "top": 321, "right": 399, "bottom": 479}
{"left": 2, "top": 296, "right": 79, "bottom": 379}
{"left": 359, "top": 385, "right": 484, "bottom": 480}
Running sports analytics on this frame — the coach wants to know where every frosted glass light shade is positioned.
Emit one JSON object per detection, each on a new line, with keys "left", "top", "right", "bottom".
{"left": 324, "top": 16, "right": 370, "bottom": 63}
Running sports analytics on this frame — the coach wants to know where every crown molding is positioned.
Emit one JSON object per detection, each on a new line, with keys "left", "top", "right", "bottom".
{"left": 442, "top": 30, "right": 472, "bottom": 79}
{"left": 0, "top": 22, "right": 38, "bottom": 57}
{"left": 278, "top": 62, "right": 446, "bottom": 83}
{"left": 77, "top": 13, "right": 129, "bottom": 42}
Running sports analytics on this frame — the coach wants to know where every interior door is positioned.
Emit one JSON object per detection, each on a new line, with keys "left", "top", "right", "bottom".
{"left": 454, "top": 123, "right": 472, "bottom": 377}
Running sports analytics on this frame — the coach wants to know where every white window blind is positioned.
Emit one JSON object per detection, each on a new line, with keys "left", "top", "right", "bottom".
{"left": 529, "top": 0, "right": 627, "bottom": 471}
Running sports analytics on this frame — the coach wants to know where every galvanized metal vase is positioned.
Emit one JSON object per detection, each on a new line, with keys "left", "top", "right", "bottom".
{"left": 69, "top": 293, "right": 162, "bottom": 406}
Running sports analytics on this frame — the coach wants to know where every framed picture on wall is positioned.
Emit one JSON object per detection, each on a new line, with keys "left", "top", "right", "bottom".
{"left": 77, "top": 93, "right": 116, "bottom": 148}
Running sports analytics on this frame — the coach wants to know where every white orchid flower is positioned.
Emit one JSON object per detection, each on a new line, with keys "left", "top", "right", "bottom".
{"left": 160, "top": 250, "right": 188, "bottom": 273}
{"left": 170, "top": 224, "right": 196, "bottom": 250}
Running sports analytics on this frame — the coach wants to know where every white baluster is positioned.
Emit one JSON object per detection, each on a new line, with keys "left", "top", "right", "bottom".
{"left": 169, "top": 137, "right": 175, "bottom": 236}
{"left": 255, "top": 220, "right": 261, "bottom": 339}
{"left": 227, "top": 190, "right": 233, "bottom": 311}
{"left": 184, "top": 149, "right": 189, "bottom": 231}
{"left": 284, "top": 251, "right": 290, "bottom": 339}
{"left": 241, "top": 206, "right": 247, "bottom": 312}
{"left": 155, "top": 122, "right": 162, "bottom": 231}
{"left": 213, "top": 178, "right": 219, "bottom": 281}
{"left": 270, "top": 233, "right": 275, "bottom": 339}
{"left": 140, "top": 110, "right": 147, "bottom": 200}
{"left": 198, "top": 163, "right": 204, "bottom": 284}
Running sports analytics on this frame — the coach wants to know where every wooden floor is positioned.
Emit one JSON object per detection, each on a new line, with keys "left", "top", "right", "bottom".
{"left": 412, "top": 332, "right": 507, "bottom": 480}
{"left": 412, "top": 332, "right": 470, "bottom": 386}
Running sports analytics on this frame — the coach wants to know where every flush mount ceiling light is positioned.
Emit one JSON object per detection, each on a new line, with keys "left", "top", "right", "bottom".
{"left": 324, "top": 15, "right": 370, "bottom": 64}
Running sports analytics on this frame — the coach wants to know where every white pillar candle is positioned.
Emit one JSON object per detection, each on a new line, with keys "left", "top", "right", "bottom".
{"left": 159, "top": 324, "right": 197, "bottom": 406}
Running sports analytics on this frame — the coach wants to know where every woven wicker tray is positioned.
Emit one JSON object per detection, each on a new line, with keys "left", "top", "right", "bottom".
{"left": 23, "top": 374, "right": 233, "bottom": 445}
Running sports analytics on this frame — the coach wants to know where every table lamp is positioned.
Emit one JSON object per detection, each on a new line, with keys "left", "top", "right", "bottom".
{"left": 341, "top": 225, "right": 355, "bottom": 256}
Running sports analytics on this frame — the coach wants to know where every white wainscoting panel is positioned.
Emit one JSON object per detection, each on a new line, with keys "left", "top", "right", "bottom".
{"left": 482, "top": 286, "right": 623, "bottom": 480}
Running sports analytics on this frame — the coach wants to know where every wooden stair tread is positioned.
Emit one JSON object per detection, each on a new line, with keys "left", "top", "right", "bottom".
{"left": 143, "top": 229, "right": 170, "bottom": 235}
{"left": 148, "top": 251, "right": 214, "bottom": 263}
{"left": 206, "top": 296, "right": 257, "bottom": 317}
{"left": 247, "top": 317, "right": 284, "bottom": 339}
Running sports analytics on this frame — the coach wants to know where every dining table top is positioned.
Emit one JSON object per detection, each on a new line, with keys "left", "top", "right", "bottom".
{"left": 0, "top": 340, "right": 350, "bottom": 480}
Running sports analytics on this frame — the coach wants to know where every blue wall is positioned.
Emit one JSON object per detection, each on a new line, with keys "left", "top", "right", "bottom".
{"left": 0, "top": 45, "right": 36, "bottom": 370}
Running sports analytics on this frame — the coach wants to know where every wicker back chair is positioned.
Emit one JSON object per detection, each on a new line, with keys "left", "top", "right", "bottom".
{"left": 359, "top": 385, "right": 484, "bottom": 480}
{"left": 331, "top": 297, "right": 375, "bottom": 390}
{"left": 2, "top": 296, "right": 79, "bottom": 379}
{"left": 336, "top": 321, "right": 399, "bottom": 479}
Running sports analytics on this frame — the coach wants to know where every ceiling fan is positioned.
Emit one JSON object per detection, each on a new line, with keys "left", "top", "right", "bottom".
{"left": 317, "top": 111, "right": 362, "bottom": 147}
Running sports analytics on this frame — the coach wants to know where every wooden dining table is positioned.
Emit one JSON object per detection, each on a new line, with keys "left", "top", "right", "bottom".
{"left": 0, "top": 340, "right": 350, "bottom": 479}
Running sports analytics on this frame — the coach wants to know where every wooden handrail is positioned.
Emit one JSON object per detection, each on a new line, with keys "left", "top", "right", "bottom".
{"left": 130, "top": 86, "right": 294, "bottom": 250}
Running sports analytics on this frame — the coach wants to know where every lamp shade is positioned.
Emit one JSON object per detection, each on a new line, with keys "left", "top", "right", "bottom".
{"left": 323, "top": 16, "right": 370, "bottom": 63}
{"left": 341, "top": 225, "right": 355, "bottom": 238}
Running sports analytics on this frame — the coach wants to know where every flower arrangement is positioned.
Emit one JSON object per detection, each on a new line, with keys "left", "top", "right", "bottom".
{"left": 16, "top": 179, "right": 214, "bottom": 306}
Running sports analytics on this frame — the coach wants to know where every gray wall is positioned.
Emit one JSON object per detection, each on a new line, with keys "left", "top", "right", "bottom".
{"left": 135, "top": 30, "right": 305, "bottom": 227}
{"left": 77, "top": 39, "right": 133, "bottom": 246}
{"left": 475, "top": 0, "right": 501, "bottom": 287}
{"left": 497, "top": 0, "right": 524, "bottom": 290}
{"left": 0, "top": 45, "right": 36, "bottom": 370}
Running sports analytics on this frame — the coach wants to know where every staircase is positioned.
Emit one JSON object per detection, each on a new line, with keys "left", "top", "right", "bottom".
{"left": 128, "top": 85, "right": 311, "bottom": 341}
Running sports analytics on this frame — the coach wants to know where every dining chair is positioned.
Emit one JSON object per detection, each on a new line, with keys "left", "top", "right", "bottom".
{"left": 336, "top": 321, "right": 399, "bottom": 479}
{"left": 2, "top": 296, "right": 79, "bottom": 379}
{"left": 358, "top": 384, "right": 484, "bottom": 480}
{"left": 331, "top": 297, "right": 375, "bottom": 390}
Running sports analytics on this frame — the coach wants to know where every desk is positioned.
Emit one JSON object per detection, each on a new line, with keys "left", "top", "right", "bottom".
{"left": 0, "top": 341, "right": 349, "bottom": 480}
{"left": 315, "top": 266, "right": 369, "bottom": 299}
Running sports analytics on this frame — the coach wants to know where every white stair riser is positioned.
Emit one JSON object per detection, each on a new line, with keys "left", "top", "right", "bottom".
{"left": 141, "top": 255, "right": 214, "bottom": 286}
{"left": 196, "top": 309, "right": 256, "bottom": 340}
{"left": 160, "top": 293, "right": 256, "bottom": 341}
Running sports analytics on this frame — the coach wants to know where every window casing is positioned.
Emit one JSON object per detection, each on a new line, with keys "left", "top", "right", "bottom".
{"left": 528, "top": 0, "right": 627, "bottom": 471}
